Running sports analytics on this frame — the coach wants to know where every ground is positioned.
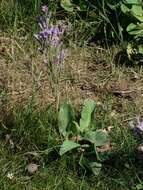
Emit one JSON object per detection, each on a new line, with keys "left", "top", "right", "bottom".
{"left": 1, "top": 35, "right": 143, "bottom": 120}
{"left": 0, "top": 34, "right": 143, "bottom": 189}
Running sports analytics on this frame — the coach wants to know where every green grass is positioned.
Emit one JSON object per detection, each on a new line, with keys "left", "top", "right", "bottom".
{"left": 0, "top": 98, "right": 142, "bottom": 190}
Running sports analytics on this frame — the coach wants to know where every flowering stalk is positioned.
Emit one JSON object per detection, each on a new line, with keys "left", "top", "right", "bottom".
{"left": 34, "top": 5, "right": 67, "bottom": 110}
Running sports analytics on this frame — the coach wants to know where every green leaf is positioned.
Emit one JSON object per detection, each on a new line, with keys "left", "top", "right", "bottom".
{"left": 124, "top": 0, "right": 142, "bottom": 5}
{"left": 60, "top": 0, "right": 74, "bottom": 12}
{"left": 79, "top": 155, "right": 102, "bottom": 176}
{"left": 59, "top": 140, "right": 80, "bottom": 156}
{"left": 94, "top": 130, "right": 110, "bottom": 147}
{"left": 84, "top": 130, "right": 110, "bottom": 146}
{"left": 132, "top": 5, "right": 143, "bottom": 17}
{"left": 79, "top": 99, "right": 96, "bottom": 132}
{"left": 58, "top": 102, "right": 74, "bottom": 137}
{"left": 131, "top": 5, "right": 143, "bottom": 22}
{"left": 88, "top": 162, "right": 102, "bottom": 176}
{"left": 127, "top": 23, "right": 143, "bottom": 35}
{"left": 72, "top": 121, "right": 81, "bottom": 133}
{"left": 120, "top": 3, "right": 130, "bottom": 14}
{"left": 121, "top": 2, "right": 143, "bottom": 22}
{"left": 136, "top": 184, "right": 143, "bottom": 190}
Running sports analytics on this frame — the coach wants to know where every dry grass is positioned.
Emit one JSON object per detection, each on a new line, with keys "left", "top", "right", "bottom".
{"left": 1, "top": 35, "right": 143, "bottom": 123}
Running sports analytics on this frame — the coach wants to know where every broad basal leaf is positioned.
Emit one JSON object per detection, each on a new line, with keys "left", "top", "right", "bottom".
{"left": 131, "top": 5, "right": 143, "bottom": 22}
{"left": 124, "top": 0, "right": 142, "bottom": 5}
{"left": 60, "top": 0, "right": 74, "bottom": 12}
{"left": 79, "top": 99, "right": 96, "bottom": 132}
{"left": 79, "top": 155, "right": 102, "bottom": 176}
{"left": 59, "top": 140, "right": 80, "bottom": 156}
{"left": 88, "top": 162, "right": 102, "bottom": 176}
{"left": 127, "top": 23, "right": 143, "bottom": 35}
{"left": 121, "top": 3, "right": 143, "bottom": 22}
{"left": 132, "top": 5, "right": 143, "bottom": 16}
{"left": 94, "top": 130, "right": 110, "bottom": 147}
{"left": 120, "top": 3, "right": 130, "bottom": 14}
{"left": 58, "top": 102, "right": 74, "bottom": 137}
{"left": 84, "top": 130, "right": 110, "bottom": 146}
{"left": 72, "top": 121, "right": 81, "bottom": 133}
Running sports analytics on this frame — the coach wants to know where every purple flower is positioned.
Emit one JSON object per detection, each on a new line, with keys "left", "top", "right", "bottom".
{"left": 39, "top": 28, "right": 51, "bottom": 40}
{"left": 41, "top": 5, "right": 48, "bottom": 13}
{"left": 34, "top": 8, "right": 68, "bottom": 65}
{"left": 52, "top": 26, "right": 60, "bottom": 35}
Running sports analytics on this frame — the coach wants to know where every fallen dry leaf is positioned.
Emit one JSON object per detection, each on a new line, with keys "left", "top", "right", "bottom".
{"left": 97, "top": 143, "right": 113, "bottom": 153}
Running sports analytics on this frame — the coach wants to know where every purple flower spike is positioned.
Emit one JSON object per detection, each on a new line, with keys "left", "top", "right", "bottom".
{"left": 41, "top": 5, "right": 48, "bottom": 13}
{"left": 39, "top": 31, "right": 48, "bottom": 40}
{"left": 34, "top": 7, "right": 68, "bottom": 66}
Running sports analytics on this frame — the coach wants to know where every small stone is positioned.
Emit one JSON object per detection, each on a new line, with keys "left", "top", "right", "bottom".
{"left": 26, "top": 163, "right": 39, "bottom": 174}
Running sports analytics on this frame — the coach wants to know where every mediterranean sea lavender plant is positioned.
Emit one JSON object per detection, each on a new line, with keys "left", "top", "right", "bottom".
{"left": 34, "top": 5, "right": 67, "bottom": 110}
